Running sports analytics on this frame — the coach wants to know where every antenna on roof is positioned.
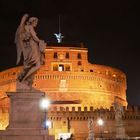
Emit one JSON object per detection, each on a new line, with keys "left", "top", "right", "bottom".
{"left": 54, "top": 15, "right": 64, "bottom": 43}
{"left": 59, "top": 15, "right": 61, "bottom": 33}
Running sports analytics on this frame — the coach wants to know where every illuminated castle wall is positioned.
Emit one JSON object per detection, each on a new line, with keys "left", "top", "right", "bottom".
{"left": 0, "top": 44, "right": 127, "bottom": 108}
{"left": 0, "top": 44, "right": 131, "bottom": 139}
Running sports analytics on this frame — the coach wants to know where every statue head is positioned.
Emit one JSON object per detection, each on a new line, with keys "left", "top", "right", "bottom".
{"left": 28, "top": 17, "right": 38, "bottom": 27}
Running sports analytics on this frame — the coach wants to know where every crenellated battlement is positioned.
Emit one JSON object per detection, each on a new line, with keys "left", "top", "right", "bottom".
{"left": 45, "top": 106, "right": 140, "bottom": 121}
{"left": 1, "top": 105, "right": 140, "bottom": 114}
{"left": 48, "top": 105, "right": 140, "bottom": 112}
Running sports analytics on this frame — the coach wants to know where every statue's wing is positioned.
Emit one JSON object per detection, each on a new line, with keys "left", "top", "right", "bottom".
{"left": 15, "top": 14, "right": 29, "bottom": 65}
{"left": 54, "top": 33, "right": 58, "bottom": 38}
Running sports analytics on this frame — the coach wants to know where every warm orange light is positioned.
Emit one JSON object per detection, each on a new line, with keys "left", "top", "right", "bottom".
{"left": 113, "top": 74, "right": 116, "bottom": 77}
{"left": 97, "top": 118, "right": 104, "bottom": 126}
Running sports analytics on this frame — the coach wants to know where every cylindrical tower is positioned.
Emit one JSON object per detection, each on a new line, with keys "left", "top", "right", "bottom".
{"left": 0, "top": 44, "right": 127, "bottom": 111}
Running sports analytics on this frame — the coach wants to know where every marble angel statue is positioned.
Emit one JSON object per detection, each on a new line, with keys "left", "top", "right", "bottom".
{"left": 15, "top": 14, "right": 46, "bottom": 91}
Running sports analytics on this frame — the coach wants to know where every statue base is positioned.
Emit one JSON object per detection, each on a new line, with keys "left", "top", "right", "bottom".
{"left": 0, "top": 129, "right": 53, "bottom": 140}
{"left": 116, "top": 123, "right": 128, "bottom": 139}
{"left": 0, "top": 92, "right": 54, "bottom": 140}
{"left": 16, "top": 81, "right": 41, "bottom": 92}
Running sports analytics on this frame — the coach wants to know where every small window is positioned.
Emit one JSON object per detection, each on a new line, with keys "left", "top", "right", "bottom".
{"left": 78, "top": 61, "right": 82, "bottom": 65}
{"left": 90, "top": 69, "right": 93, "bottom": 72}
{"left": 53, "top": 64, "right": 58, "bottom": 71}
{"left": 66, "top": 52, "right": 69, "bottom": 59}
{"left": 58, "top": 64, "right": 64, "bottom": 71}
{"left": 54, "top": 52, "right": 58, "bottom": 59}
{"left": 77, "top": 53, "right": 81, "bottom": 59}
{"left": 65, "top": 65, "right": 70, "bottom": 71}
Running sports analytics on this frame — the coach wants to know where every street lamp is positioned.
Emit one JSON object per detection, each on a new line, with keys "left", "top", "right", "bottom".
{"left": 97, "top": 118, "right": 104, "bottom": 139}
{"left": 40, "top": 98, "right": 50, "bottom": 110}
{"left": 40, "top": 98, "right": 51, "bottom": 129}
{"left": 45, "top": 120, "right": 52, "bottom": 129}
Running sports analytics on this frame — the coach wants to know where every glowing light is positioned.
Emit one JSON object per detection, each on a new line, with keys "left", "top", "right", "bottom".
{"left": 113, "top": 74, "right": 116, "bottom": 77}
{"left": 58, "top": 66, "right": 63, "bottom": 71}
{"left": 97, "top": 118, "right": 104, "bottom": 126}
{"left": 45, "top": 120, "right": 52, "bottom": 128}
{"left": 40, "top": 98, "right": 50, "bottom": 109}
{"left": 58, "top": 133, "right": 71, "bottom": 139}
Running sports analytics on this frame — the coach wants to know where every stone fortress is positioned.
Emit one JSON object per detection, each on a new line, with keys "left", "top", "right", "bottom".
{"left": 0, "top": 43, "right": 140, "bottom": 139}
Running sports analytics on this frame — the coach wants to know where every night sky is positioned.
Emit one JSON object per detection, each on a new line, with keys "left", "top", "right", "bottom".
{"left": 0, "top": 0, "right": 139, "bottom": 106}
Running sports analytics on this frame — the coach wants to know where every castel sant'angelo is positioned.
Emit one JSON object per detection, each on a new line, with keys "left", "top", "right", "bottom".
{"left": 0, "top": 43, "right": 140, "bottom": 139}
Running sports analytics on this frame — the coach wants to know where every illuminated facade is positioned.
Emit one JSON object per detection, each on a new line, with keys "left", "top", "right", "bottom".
{"left": 1, "top": 44, "right": 140, "bottom": 139}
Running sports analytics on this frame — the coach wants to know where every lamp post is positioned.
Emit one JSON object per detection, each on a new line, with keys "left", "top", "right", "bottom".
{"left": 97, "top": 118, "right": 104, "bottom": 139}
{"left": 40, "top": 98, "right": 51, "bottom": 129}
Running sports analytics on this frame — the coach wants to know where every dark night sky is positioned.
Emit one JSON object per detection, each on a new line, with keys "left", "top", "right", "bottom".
{"left": 0, "top": 0, "right": 139, "bottom": 106}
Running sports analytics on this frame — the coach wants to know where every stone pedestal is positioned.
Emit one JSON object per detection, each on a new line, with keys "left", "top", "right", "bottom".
{"left": 116, "top": 123, "right": 127, "bottom": 139}
{"left": 0, "top": 92, "right": 54, "bottom": 140}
